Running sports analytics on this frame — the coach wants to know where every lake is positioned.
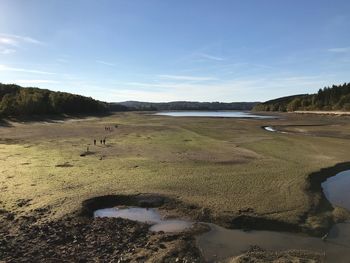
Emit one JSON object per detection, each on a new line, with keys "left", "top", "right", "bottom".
{"left": 154, "top": 111, "right": 275, "bottom": 119}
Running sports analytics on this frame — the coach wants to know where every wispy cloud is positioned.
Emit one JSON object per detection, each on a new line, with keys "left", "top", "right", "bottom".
{"left": 196, "top": 53, "right": 225, "bottom": 61}
{"left": 96, "top": 60, "right": 115, "bottom": 67}
{"left": 0, "top": 64, "right": 55, "bottom": 75}
{"left": 0, "top": 34, "right": 43, "bottom": 56}
{"left": 328, "top": 47, "right": 350, "bottom": 53}
{"left": 0, "top": 33, "right": 43, "bottom": 46}
{"left": 158, "top": 74, "right": 216, "bottom": 81}
{"left": 13, "top": 79, "right": 59, "bottom": 85}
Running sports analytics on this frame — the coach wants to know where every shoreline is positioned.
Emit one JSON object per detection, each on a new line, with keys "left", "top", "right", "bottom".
{"left": 294, "top": 110, "right": 350, "bottom": 116}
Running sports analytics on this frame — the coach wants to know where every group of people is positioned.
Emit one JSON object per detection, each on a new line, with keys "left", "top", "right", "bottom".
{"left": 104, "top": 126, "right": 114, "bottom": 132}
{"left": 94, "top": 138, "right": 106, "bottom": 145}
{"left": 92, "top": 125, "right": 115, "bottom": 146}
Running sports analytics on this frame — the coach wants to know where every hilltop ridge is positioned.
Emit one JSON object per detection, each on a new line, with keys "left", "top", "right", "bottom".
{"left": 253, "top": 83, "right": 350, "bottom": 112}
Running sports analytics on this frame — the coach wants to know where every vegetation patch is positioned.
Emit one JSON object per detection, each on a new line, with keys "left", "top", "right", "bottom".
{"left": 254, "top": 83, "right": 350, "bottom": 111}
{"left": 0, "top": 83, "right": 108, "bottom": 117}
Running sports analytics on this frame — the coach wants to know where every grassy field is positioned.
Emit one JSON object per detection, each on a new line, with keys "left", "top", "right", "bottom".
{"left": 1, "top": 112, "right": 350, "bottom": 233}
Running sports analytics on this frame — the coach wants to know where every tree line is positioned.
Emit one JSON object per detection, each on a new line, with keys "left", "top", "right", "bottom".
{"left": 112, "top": 101, "right": 259, "bottom": 111}
{"left": 0, "top": 83, "right": 109, "bottom": 117}
{"left": 253, "top": 83, "right": 350, "bottom": 112}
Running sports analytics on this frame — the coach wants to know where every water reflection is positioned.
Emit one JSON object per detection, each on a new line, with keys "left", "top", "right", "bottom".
{"left": 94, "top": 207, "right": 192, "bottom": 233}
{"left": 322, "top": 170, "right": 350, "bottom": 210}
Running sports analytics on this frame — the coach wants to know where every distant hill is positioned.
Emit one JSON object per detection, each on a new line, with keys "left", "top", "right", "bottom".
{"left": 0, "top": 83, "right": 109, "bottom": 117}
{"left": 253, "top": 83, "right": 350, "bottom": 112}
{"left": 111, "top": 101, "right": 259, "bottom": 111}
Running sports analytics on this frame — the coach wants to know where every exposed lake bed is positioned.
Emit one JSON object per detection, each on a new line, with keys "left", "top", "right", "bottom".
{"left": 1, "top": 112, "right": 350, "bottom": 262}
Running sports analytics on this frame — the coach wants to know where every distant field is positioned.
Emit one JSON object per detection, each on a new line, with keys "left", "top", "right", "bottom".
{"left": 1, "top": 112, "right": 350, "bottom": 232}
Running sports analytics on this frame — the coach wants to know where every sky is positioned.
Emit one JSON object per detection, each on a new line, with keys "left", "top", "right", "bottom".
{"left": 0, "top": 0, "right": 349, "bottom": 102}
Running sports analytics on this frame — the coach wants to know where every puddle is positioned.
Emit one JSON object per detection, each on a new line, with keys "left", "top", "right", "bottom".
{"left": 322, "top": 170, "right": 350, "bottom": 210}
{"left": 263, "top": 126, "right": 287, "bottom": 133}
{"left": 263, "top": 126, "right": 277, "bottom": 132}
{"left": 196, "top": 169, "right": 350, "bottom": 262}
{"left": 94, "top": 207, "right": 161, "bottom": 223}
{"left": 94, "top": 207, "right": 192, "bottom": 233}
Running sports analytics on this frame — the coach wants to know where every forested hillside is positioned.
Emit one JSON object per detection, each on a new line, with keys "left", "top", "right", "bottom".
{"left": 113, "top": 101, "right": 258, "bottom": 111}
{"left": 0, "top": 83, "right": 108, "bottom": 117}
{"left": 253, "top": 83, "right": 350, "bottom": 112}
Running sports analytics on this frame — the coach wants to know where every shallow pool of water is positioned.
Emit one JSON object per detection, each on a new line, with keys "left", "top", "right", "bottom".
{"left": 154, "top": 111, "right": 275, "bottom": 119}
{"left": 322, "top": 170, "right": 350, "bottom": 210}
{"left": 263, "top": 126, "right": 277, "bottom": 132}
{"left": 94, "top": 207, "right": 192, "bottom": 233}
{"left": 94, "top": 207, "right": 161, "bottom": 223}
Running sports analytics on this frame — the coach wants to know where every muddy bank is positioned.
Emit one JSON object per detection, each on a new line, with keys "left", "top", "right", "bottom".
{"left": 228, "top": 246, "right": 323, "bottom": 263}
{"left": 79, "top": 194, "right": 167, "bottom": 217}
{"left": 223, "top": 162, "right": 350, "bottom": 237}
{"left": 0, "top": 208, "right": 202, "bottom": 262}
{"left": 302, "top": 162, "right": 350, "bottom": 235}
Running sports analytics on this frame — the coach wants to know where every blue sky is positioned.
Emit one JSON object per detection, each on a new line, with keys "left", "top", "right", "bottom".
{"left": 0, "top": 0, "right": 349, "bottom": 102}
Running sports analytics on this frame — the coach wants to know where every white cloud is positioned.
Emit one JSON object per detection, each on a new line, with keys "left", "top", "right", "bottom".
{"left": 0, "top": 64, "right": 55, "bottom": 75}
{"left": 328, "top": 47, "right": 350, "bottom": 53}
{"left": 96, "top": 60, "right": 115, "bottom": 66}
{"left": 158, "top": 74, "right": 216, "bottom": 81}
{"left": 0, "top": 37, "right": 17, "bottom": 46}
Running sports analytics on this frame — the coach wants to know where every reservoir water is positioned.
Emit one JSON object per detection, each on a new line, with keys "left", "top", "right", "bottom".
{"left": 154, "top": 111, "right": 275, "bottom": 119}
